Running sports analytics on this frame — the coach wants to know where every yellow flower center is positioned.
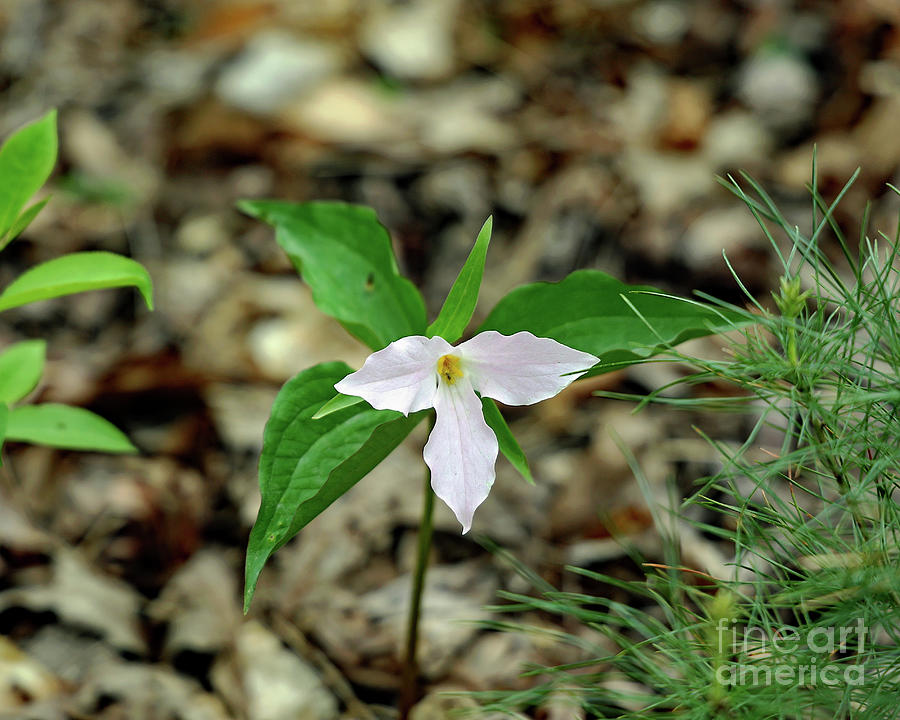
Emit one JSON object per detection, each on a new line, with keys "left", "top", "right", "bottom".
{"left": 437, "top": 354, "right": 464, "bottom": 385}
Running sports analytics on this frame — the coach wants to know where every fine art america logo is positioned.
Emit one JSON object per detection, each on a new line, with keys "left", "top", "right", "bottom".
{"left": 715, "top": 617, "right": 868, "bottom": 687}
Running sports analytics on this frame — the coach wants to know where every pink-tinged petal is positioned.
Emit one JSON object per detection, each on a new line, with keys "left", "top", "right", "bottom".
{"left": 424, "top": 377, "right": 498, "bottom": 533}
{"left": 335, "top": 335, "right": 452, "bottom": 414}
{"left": 458, "top": 331, "right": 599, "bottom": 406}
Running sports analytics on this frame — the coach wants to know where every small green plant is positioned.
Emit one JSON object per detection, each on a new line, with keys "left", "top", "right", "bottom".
{"left": 0, "top": 111, "right": 153, "bottom": 458}
{"left": 237, "top": 200, "right": 741, "bottom": 714}
{"left": 472, "top": 168, "right": 900, "bottom": 718}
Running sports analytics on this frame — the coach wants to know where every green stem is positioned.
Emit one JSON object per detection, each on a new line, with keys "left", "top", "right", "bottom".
{"left": 787, "top": 326, "right": 799, "bottom": 367}
{"left": 398, "top": 424, "right": 436, "bottom": 719}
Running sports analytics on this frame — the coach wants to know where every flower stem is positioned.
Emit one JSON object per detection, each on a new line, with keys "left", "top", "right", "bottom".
{"left": 398, "top": 443, "right": 436, "bottom": 719}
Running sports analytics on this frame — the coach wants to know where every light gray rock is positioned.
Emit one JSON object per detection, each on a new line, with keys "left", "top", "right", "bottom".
{"left": 411, "top": 77, "right": 520, "bottom": 154}
{"left": 245, "top": 284, "right": 366, "bottom": 382}
{"left": 621, "top": 148, "right": 715, "bottom": 216}
{"left": 632, "top": 0, "right": 691, "bottom": 45}
{"left": 416, "top": 162, "right": 491, "bottom": 219}
{"left": 702, "top": 110, "right": 774, "bottom": 169}
{"left": 280, "top": 78, "right": 410, "bottom": 146}
{"left": 360, "top": 0, "right": 460, "bottom": 81}
{"left": 217, "top": 31, "right": 342, "bottom": 115}
{"left": 174, "top": 213, "right": 231, "bottom": 254}
{"left": 737, "top": 50, "right": 819, "bottom": 132}
{"left": 143, "top": 48, "right": 219, "bottom": 105}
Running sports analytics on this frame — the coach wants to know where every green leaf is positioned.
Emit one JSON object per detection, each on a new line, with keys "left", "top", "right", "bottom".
{"left": 0, "top": 251, "right": 154, "bottom": 312}
{"left": 427, "top": 216, "right": 492, "bottom": 342}
{"left": 0, "top": 340, "right": 46, "bottom": 403}
{"left": 479, "top": 269, "right": 743, "bottom": 376}
{"left": 245, "top": 362, "right": 425, "bottom": 611}
{"left": 1, "top": 197, "right": 50, "bottom": 251}
{"left": 5, "top": 403, "right": 137, "bottom": 453}
{"left": 0, "top": 110, "right": 57, "bottom": 239}
{"left": 312, "top": 392, "right": 365, "bottom": 419}
{"left": 481, "top": 397, "right": 532, "bottom": 484}
{"left": 238, "top": 200, "right": 426, "bottom": 350}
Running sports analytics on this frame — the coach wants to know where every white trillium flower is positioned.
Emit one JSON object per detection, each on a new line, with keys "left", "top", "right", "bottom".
{"left": 335, "top": 331, "right": 599, "bottom": 533}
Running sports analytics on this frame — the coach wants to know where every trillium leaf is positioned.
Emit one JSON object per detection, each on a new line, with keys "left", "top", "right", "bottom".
{"left": 6, "top": 404, "right": 137, "bottom": 453}
{"left": 479, "top": 269, "right": 744, "bottom": 375}
{"left": 427, "top": 216, "right": 492, "bottom": 342}
{"left": 481, "top": 397, "right": 533, "bottom": 484}
{"left": 0, "top": 251, "right": 154, "bottom": 312}
{"left": 0, "top": 339, "right": 46, "bottom": 404}
{"left": 0, "top": 110, "right": 57, "bottom": 240}
{"left": 238, "top": 200, "right": 427, "bottom": 350}
{"left": 245, "top": 362, "right": 426, "bottom": 612}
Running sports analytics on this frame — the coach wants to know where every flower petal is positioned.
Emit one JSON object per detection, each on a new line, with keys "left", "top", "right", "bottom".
{"left": 459, "top": 330, "right": 599, "bottom": 406}
{"left": 423, "top": 376, "right": 498, "bottom": 533}
{"left": 335, "top": 335, "right": 451, "bottom": 414}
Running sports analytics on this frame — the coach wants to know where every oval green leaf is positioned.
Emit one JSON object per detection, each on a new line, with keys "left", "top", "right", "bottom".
{"left": 238, "top": 200, "right": 426, "bottom": 350}
{"left": 6, "top": 403, "right": 137, "bottom": 453}
{"left": 0, "top": 251, "right": 154, "bottom": 312}
{"left": 0, "top": 110, "right": 57, "bottom": 239}
{"left": 0, "top": 339, "right": 46, "bottom": 404}
{"left": 427, "top": 216, "right": 492, "bottom": 342}
{"left": 479, "top": 269, "right": 743, "bottom": 375}
{"left": 245, "top": 362, "right": 426, "bottom": 611}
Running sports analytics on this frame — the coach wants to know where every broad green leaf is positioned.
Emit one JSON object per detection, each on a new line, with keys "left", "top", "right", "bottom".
{"left": 0, "top": 340, "right": 46, "bottom": 403}
{"left": 6, "top": 403, "right": 137, "bottom": 453}
{"left": 1, "top": 197, "right": 50, "bottom": 251}
{"left": 238, "top": 200, "right": 426, "bottom": 350}
{"left": 427, "top": 216, "right": 492, "bottom": 342}
{"left": 245, "top": 362, "right": 425, "bottom": 611}
{"left": 312, "top": 392, "right": 365, "bottom": 419}
{"left": 0, "top": 251, "right": 154, "bottom": 312}
{"left": 479, "top": 269, "right": 743, "bottom": 376}
{"left": 481, "top": 397, "right": 532, "bottom": 484}
{"left": 0, "top": 111, "right": 57, "bottom": 238}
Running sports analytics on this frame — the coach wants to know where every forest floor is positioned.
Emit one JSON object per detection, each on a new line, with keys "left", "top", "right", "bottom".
{"left": 0, "top": 1, "right": 898, "bottom": 718}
